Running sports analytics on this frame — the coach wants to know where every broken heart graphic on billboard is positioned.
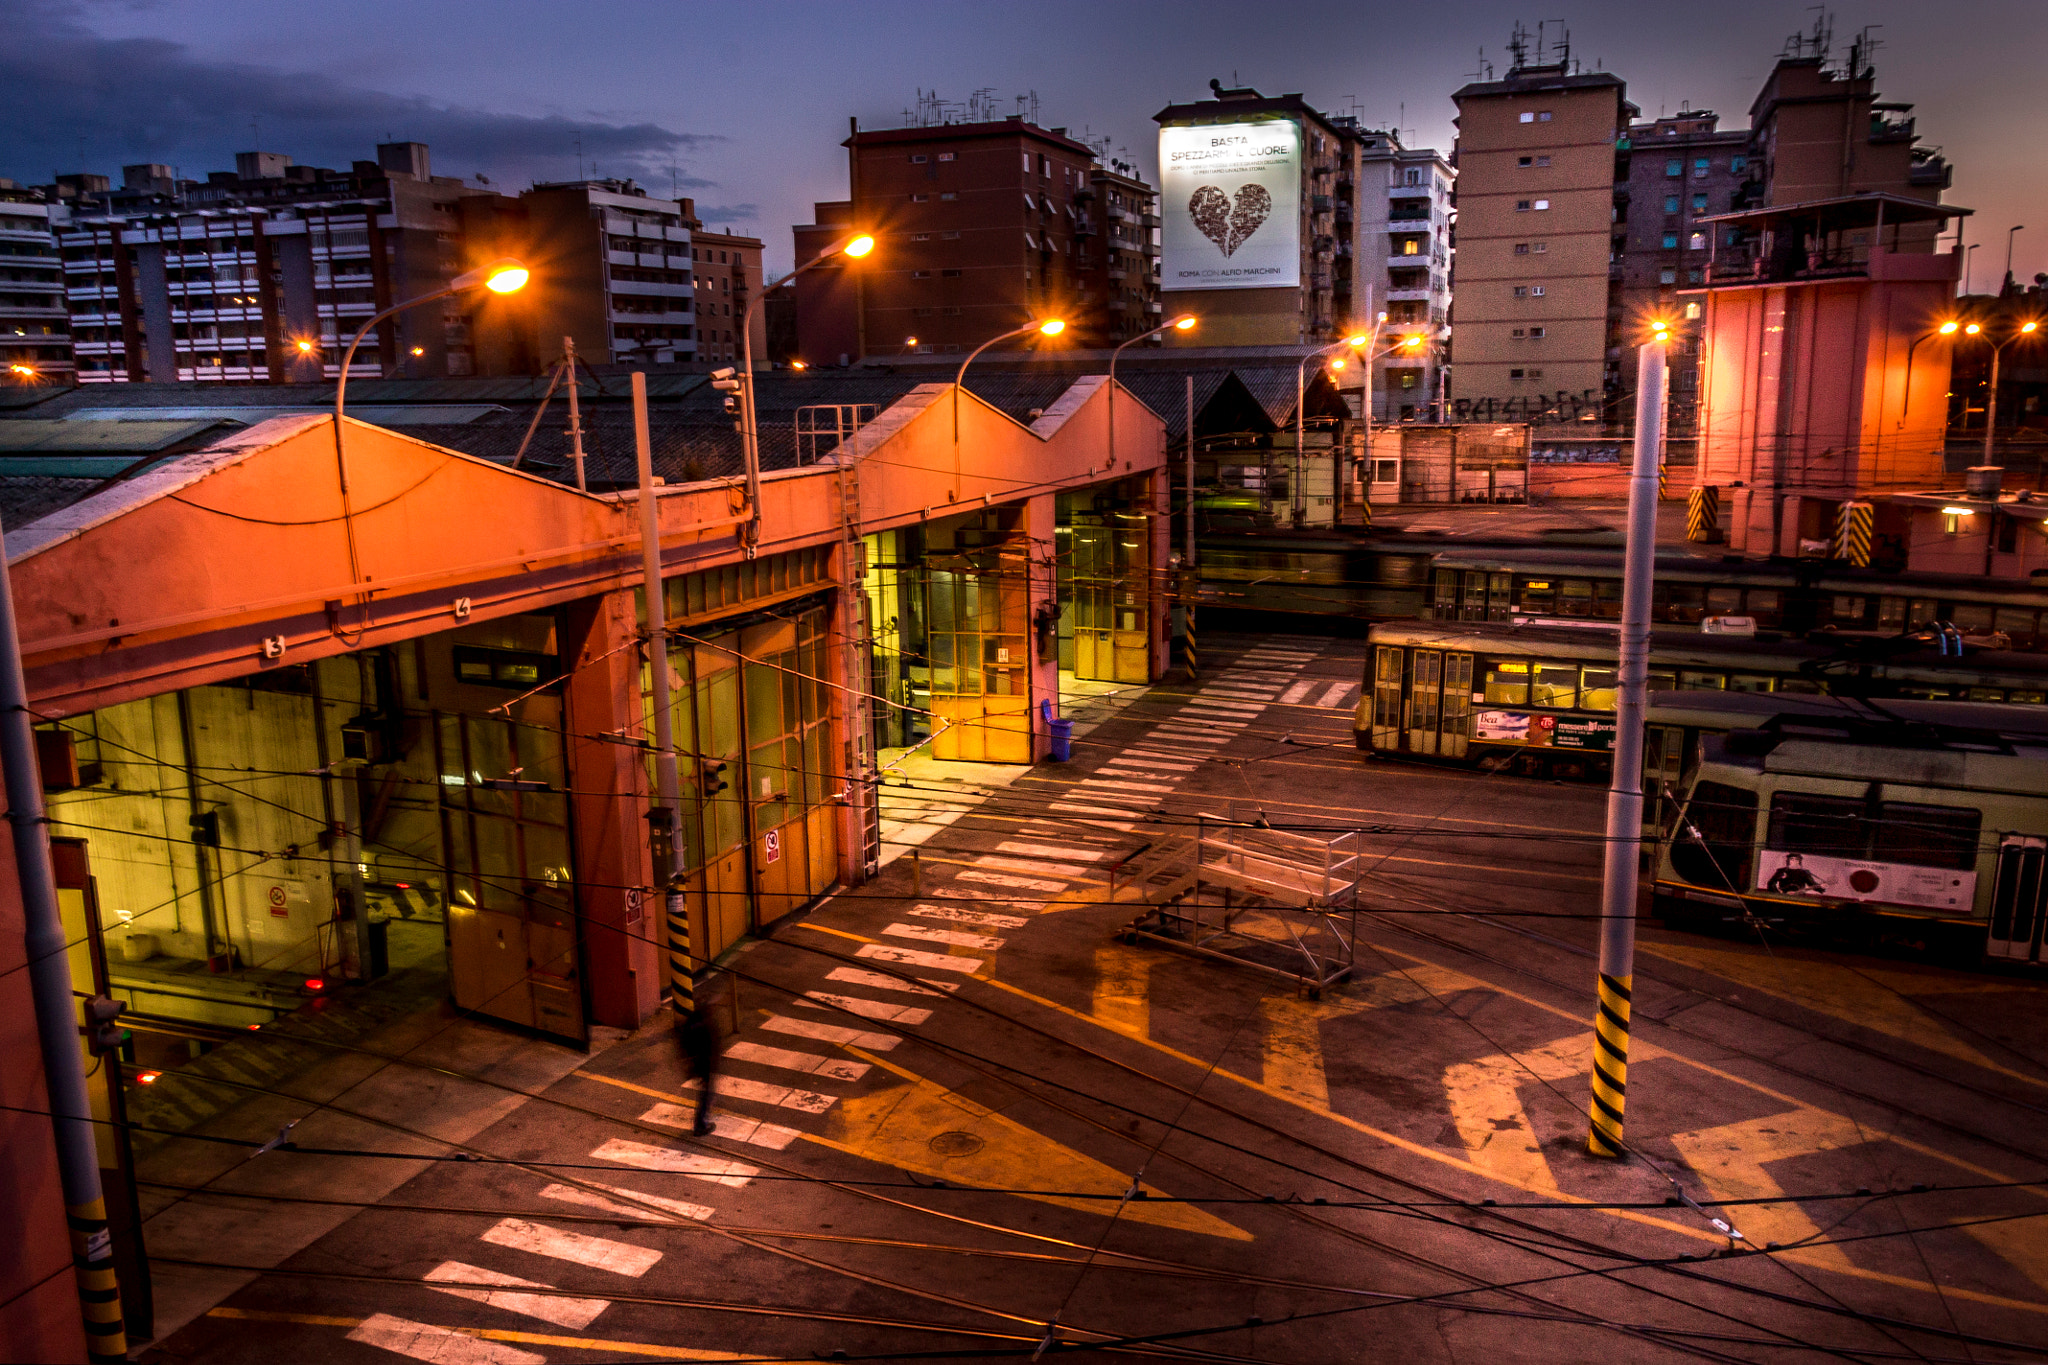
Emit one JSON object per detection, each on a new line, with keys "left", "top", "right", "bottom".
{"left": 1188, "top": 183, "right": 1273, "bottom": 257}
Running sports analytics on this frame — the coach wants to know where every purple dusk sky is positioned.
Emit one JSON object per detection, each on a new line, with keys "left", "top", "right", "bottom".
{"left": 7, "top": 0, "right": 2045, "bottom": 284}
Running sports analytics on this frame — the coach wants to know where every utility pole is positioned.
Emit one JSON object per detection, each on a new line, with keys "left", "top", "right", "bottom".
{"left": 1587, "top": 336, "right": 1665, "bottom": 1159}
{"left": 633, "top": 373, "right": 691, "bottom": 1014}
{"left": 1183, "top": 375, "right": 1198, "bottom": 676}
{"left": 1, "top": 519, "right": 128, "bottom": 1360}
{"left": 564, "top": 336, "right": 587, "bottom": 493}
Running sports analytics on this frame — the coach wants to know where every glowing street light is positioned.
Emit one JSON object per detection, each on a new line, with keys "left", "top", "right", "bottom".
{"left": 1976, "top": 318, "right": 2044, "bottom": 462}
{"left": 1291, "top": 332, "right": 1370, "bottom": 526}
{"left": 1107, "top": 313, "right": 1198, "bottom": 472}
{"left": 952, "top": 318, "right": 1068, "bottom": 496}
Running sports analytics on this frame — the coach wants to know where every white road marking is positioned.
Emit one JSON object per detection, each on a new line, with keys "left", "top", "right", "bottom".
{"left": 538, "top": 1181, "right": 713, "bottom": 1224}
{"left": 825, "top": 965, "right": 952, "bottom": 995}
{"left": 673, "top": 1073, "right": 836, "bottom": 1113}
{"left": 800, "top": 991, "right": 933, "bottom": 1024}
{"left": 591, "top": 1138, "right": 756, "bottom": 1186}
{"left": 1181, "top": 697, "right": 1264, "bottom": 712}
{"left": 974, "top": 853, "right": 1094, "bottom": 879}
{"left": 480, "top": 1217, "right": 661, "bottom": 1278}
{"left": 425, "top": 1260, "right": 613, "bottom": 1330}
{"left": 857, "top": 942, "right": 985, "bottom": 974}
{"left": 886, "top": 921, "right": 1006, "bottom": 950}
{"left": 1045, "top": 808, "right": 1136, "bottom": 831}
{"left": 726, "top": 1039, "right": 873, "bottom": 1081}
{"left": 347, "top": 1313, "right": 546, "bottom": 1365}
{"left": 1278, "top": 680, "right": 1316, "bottom": 704}
{"left": 1103, "top": 756, "right": 1198, "bottom": 771}
{"left": 636, "top": 1101, "right": 810, "bottom": 1147}
{"left": 913, "top": 904, "right": 1030, "bottom": 928}
{"left": 1149, "top": 729, "right": 1230, "bottom": 744}
{"left": 1168, "top": 713, "right": 1249, "bottom": 728}
{"left": 1203, "top": 685, "right": 1279, "bottom": 697}
{"left": 997, "top": 840, "right": 1109, "bottom": 861}
{"left": 957, "top": 868, "right": 1070, "bottom": 891}
{"left": 1075, "top": 778, "right": 1176, "bottom": 794}
{"left": 1315, "top": 681, "right": 1357, "bottom": 707}
{"left": 764, "top": 1013, "right": 899, "bottom": 1050}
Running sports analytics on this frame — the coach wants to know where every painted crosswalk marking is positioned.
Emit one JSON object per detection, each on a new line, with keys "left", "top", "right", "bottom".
{"left": 996, "top": 840, "right": 1108, "bottom": 861}
{"left": 425, "top": 1260, "right": 612, "bottom": 1330}
{"left": 590, "top": 1138, "right": 757, "bottom": 1185}
{"left": 800, "top": 990, "right": 933, "bottom": 1024}
{"left": 857, "top": 942, "right": 986, "bottom": 973}
{"left": 959, "top": 868, "right": 1072, "bottom": 891}
{"left": 348, "top": 1312, "right": 545, "bottom": 1365}
{"left": 886, "top": 921, "right": 1006, "bottom": 950}
{"left": 1315, "top": 681, "right": 1357, "bottom": 707}
{"left": 1104, "top": 755, "right": 1197, "bottom": 771}
{"left": 974, "top": 853, "right": 1094, "bottom": 879}
{"left": 637, "top": 1101, "right": 809, "bottom": 1147}
{"left": 538, "top": 1181, "right": 713, "bottom": 1224}
{"left": 726, "top": 1039, "right": 872, "bottom": 1081}
{"left": 1076, "top": 777, "right": 1177, "bottom": 794}
{"left": 913, "top": 904, "right": 1030, "bottom": 928}
{"left": 763, "top": 1012, "right": 899, "bottom": 1051}
{"left": 825, "top": 965, "right": 952, "bottom": 995}
{"left": 1184, "top": 697, "right": 1264, "bottom": 711}
{"left": 672, "top": 1071, "right": 837, "bottom": 1113}
{"left": 1278, "top": 680, "right": 1316, "bottom": 704}
{"left": 481, "top": 1217, "right": 662, "bottom": 1278}
{"left": 1150, "top": 728, "right": 1230, "bottom": 744}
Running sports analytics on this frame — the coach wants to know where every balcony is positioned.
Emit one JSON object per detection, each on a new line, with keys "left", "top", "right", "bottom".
{"left": 1384, "top": 287, "right": 1434, "bottom": 303}
{"left": 1311, "top": 195, "right": 1333, "bottom": 212}
{"left": 1694, "top": 194, "right": 1968, "bottom": 290}
{"left": 1387, "top": 252, "right": 1429, "bottom": 269}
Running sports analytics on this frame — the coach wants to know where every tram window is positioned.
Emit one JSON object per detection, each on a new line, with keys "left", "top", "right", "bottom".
{"left": 1727, "top": 675, "right": 1774, "bottom": 693}
{"left": 1672, "top": 780, "right": 1757, "bottom": 890}
{"left": 1908, "top": 599, "right": 1937, "bottom": 629}
{"left": 1520, "top": 580, "right": 1554, "bottom": 613}
{"left": 1594, "top": 581, "right": 1623, "bottom": 619}
{"left": 1967, "top": 688, "right": 2005, "bottom": 703}
{"left": 1558, "top": 580, "right": 1594, "bottom": 617}
{"left": 1679, "top": 671, "right": 1724, "bottom": 691}
{"left": 1830, "top": 595, "right": 1867, "bottom": 626}
{"left": 2009, "top": 690, "right": 2046, "bottom": 704}
{"left": 1484, "top": 661, "right": 1530, "bottom": 705}
{"left": 1951, "top": 603, "right": 1995, "bottom": 632}
{"left": 1705, "top": 586, "right": 1742, "bottom": 616}
{"left": 1995, "top": 608, "right": 2038, "bottom": 648}
{"left": 1877, "top": 597, "right": 1907, "bottom": 631}
{"left": 1744, "top": 590, "right": 1782, "bottom": 625}
{"left": 1579, "top": 667, "right": 1618, "bottom": 711}
{"left": 1768, "top": 794, "right": 1865, "bottom": 859}
{"left": 1661, "top": 583, "right": 1706, "bottom": 622}
{"left": 1647, "top": 671, "right": 1678, "bottom": 691}
{"left": 1532, "top": 663, "right": 1578, "bottom": 708}
{"left": 1776, "top": 677, "right": 1824, "bottom": 694}
{"left": 1432, "top": 569, "right": 1458, "bottom": 617}
{"left": 1871, "top": 803, "right": 1981, "bottom": 871}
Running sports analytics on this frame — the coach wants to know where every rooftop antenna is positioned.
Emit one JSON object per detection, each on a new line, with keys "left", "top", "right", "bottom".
{"left": 574, "top": 135, "right": 583, "bottom": 181}
{"left": 1507, "top": 21, "right": 1530, "bottom": 71}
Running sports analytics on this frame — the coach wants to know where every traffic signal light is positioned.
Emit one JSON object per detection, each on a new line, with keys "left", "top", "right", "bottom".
{"left": 711, "top": 367, "right": 744, "bottom": 423}
{"left": 699, "top": 760, "right": 729, "bottom": 797}
{"left": 85, "top": 995, "right": 127, "bottom": 1054}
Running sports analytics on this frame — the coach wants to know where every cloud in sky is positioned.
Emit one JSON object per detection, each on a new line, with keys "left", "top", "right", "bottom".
{"left": 0, "top": 0, "right": 715, "bottom": 187}
{"left": 691, "top": 203, "right": 759, "bottom": 224}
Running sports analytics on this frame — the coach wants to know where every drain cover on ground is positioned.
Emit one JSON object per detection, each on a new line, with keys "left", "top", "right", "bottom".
{"left": 929, "top": 1130, "right": 985, "bottom": 1156}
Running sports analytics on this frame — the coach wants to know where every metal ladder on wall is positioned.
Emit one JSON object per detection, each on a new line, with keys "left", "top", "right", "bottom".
{"left": 833, "top": 420, "right": 882, "bottom": 878}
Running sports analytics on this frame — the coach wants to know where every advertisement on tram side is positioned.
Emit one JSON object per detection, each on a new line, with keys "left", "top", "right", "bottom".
{"left": 1753, "top": 851, "right": 1976, "bottom": 911}
{"left": 1472, "top": 711, "right": 1617, "bottom": 750}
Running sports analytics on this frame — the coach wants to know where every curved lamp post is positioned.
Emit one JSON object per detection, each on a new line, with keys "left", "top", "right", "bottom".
{"left": 1980, "top": 318, "right": 2041, "bottom": 463}
{"left": 732, "top": 233, "right": 875, "bottom": 544}
{"left": 1901, "top": 318, "right": 1961, "bottom": 418}
{"left": 1106, "top": 314, "right": 1196, "bottom": 474}
{"left": 1292, "top": 331, "right": 1370, "bottom": 526}
{"left": 952, "top": 318, "right": 1065, "bottom": 499}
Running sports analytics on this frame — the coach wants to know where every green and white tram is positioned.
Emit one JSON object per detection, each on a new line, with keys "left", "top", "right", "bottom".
{"left": 1649, "top": 697, "right": 2048, "bottom": 964}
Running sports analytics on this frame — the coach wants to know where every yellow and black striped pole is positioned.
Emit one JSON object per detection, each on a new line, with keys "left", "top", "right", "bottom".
{"left": 1686, "top": 485, "right": 1719, "bottom": 543}
{"left": 1588, "top": 973, "right": 1632, "bottom": 1157}
{"left": 1185, "top": 604, "right": 1199, "bottom": 677}
{"left": 68, "top": 1196, "right": 127, "bottom": 1362}
{"left": 665, "top": 879, "right": 694, "bottom": 1016}
{"left": 1831, "top": 500, "right": 1873, "bottom": 568}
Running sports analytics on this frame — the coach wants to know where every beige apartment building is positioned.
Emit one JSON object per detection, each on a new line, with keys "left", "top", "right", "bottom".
{"left": 1449, "top": 65, "right": 1633, "bottom": 420}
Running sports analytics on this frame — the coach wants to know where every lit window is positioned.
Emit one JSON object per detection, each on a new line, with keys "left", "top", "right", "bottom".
{"left": 1519, "top": 112, "right": 1536, "bottom": 123}
{"left": 1692, "top": 193, "right": 1708, "bottom": 211}
{"left": 937, "top": 152, "right": 955, "bottom": 162}
{"left": 939, "top": 192, "right": 957, "bottom": 201}
{"left": 1693, "top": 157, "right": 1710, "bottom": 177}
{"left": 1537, "top": 156, "right": 1551, "bottom": 166}
{"left": 1684, "top": 301, "right": 1702, "bottom": 319}
{"left": 1532, "top": 199, "right": 1550, "bottom": 211}
{"left": 1688, "top": 232, "right": 1706, "bottom": 250}
{"left": 912, "top": 193, "right": 929, "bottom": 203}
{"left": 1531, "top": 285, "right": 1545, "bottom": 296}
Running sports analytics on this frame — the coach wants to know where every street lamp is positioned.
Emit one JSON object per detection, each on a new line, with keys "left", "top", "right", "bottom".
{"left": 1353, "top": 331, "right": 1430, "bottom": 513}
{"left": 1981, "top": 319, "right": 2042, "bottom": 463}
{"left": 1107, "top": 313, "right": 1196, "bottom": 473}
{"left": 1902, "top": 319, "right": 1961, "bottom": 417}
{"left": 2007, "top": 226, "right": 2027, "bottom": 292}
{"left": 732, "top": 233, "right": 874, "bottom": 545}
{"left": 1293, "top": 332, "right": 1369, "bottom": 527}
{"left": 952, "top": 318, "right": 1065, "bottom": 499}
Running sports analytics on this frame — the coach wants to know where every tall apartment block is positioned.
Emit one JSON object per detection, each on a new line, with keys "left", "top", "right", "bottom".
{"left": 1448, "top": 61, "right": 1635, "bottom": 419}
{"left": 52, "top": 143, "right": 499, "bottom": 383}
{"left": 1346, "top": 130, "right": 1454, "bottom": 419}
{"left": 1615, "top": 110, "right": 1750, "bottom": 432}
{"left": 0, "top": 194, "right": 70, "bottom": 383}
{"left": 825, "top": 116, "right": 1159, "bottom": 357}
{"left": 682, "top": 210, "right": 765, "bottom": 367}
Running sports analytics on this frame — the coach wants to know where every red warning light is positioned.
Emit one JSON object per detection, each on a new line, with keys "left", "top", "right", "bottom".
{"left": 303, "top": 978, "right": 325, "bottom": 992}
{"left": 135, "top": 1071, "right": 162, "bottom": 1085}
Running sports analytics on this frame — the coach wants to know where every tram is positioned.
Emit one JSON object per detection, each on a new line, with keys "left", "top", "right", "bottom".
{"left": 1354, "top": 619, "right": 2048, "bottom": 778}
{"left": 1648, "top": 695, "right": 2048, "bottom": 964}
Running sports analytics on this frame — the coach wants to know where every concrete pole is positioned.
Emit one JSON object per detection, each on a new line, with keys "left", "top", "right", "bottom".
{"left": 564, "top": 336, "right": 587, "bottom": 493}
{"left": 1293, "top": 362, "right": 1306, "bottom": 528}
{"left": 633, "top": 373, "right": 690, "bottom": 1012}
{"left": 0, "top": 521, "right": 128, "bottom": 1359}
{"left": 1984, "top": 342, "right": 2003, "bottom": 468}
{"left": 1184, "top": 375, "right": 1196, "bottom": 568}
{"left": 1587, "top": 339, "right": 1664, "bottom": 1160}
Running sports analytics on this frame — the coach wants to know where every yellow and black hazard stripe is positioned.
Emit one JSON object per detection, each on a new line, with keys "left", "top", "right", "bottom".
{"left": 69, "top": 1197, "right": 126, "bottom": 1363}
{"left": 665, "top": 881, "right": 694, "bottom": 1014}
{"left": 1832, "top": 500, "right": 1873, "bottom": 568}
{"left": 1586, "top": 973, "right": 1631, "bottom": 1158}
{"left": 1686, "top": 485, "right": 1720, "bottom": 543}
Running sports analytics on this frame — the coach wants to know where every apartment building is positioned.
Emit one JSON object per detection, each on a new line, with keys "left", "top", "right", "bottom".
{"left": 0, "top": 194, "right": 70, "bottom": 384}
{"left": 790, "top": 199, "right": 862, "bottom": 365}
{"left": 1615, "top": 110, "right": 1750, "bottom": 429}
{"left": 681, "top": 207, "right": 764, "bottom": 367}
{"left": 51, "top": 142, "right": 496, "bottom": 383}
{"left": 1348, "top": 130, "right": 1454, "bottom": 419}
{"left": 1084, "top": 162, "right": 1164, "bottom": 347}
{"left": 1448, "top": 62, "right": 1635, "bottom": 419}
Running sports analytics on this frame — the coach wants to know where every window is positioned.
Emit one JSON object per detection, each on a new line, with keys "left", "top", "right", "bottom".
{"left": 939, "top": 192, "right": 957, "bottom": 201}
{"left": 1514, "top": 242, "right": 1530, "bottom": 255}
{"left": 1512, "top": 286, "right": 1528, "bottom": 297}
{"left": 1692, "top": 193, "right": 1709, "bottom": 211}
{"left": 911, "top": 154, "right": 928, "bottom": 164}
{"left": 1731, "top": 155, "right": 1748, "bottom": 173}
{"left": 1484, "top": 661, "right": 1530, "bottom": 704}
{"left": 1693, "top": 157, "right": 1710, "bottom": 178}
{"left": 1022, "top": 152, "right": 1032, "bottom": 172}
{"left": 1768, "top": 795, "right": 1982, "bottom": 872}
{"left": 1537, "top": 155, "right": 1550, "bottom": 166}
{"left": 1516, "top": 200, "right": 1532, "bottom": 212}
{"left": 1527, "top": 367, "right": 1544, "bottom": 378}
{"left": 1688, "top": 232, "right": 1706, "bottom": 250}
{"left": 1580, "top": 668, "right": 1619, "bottom": 712}
{"left": 1519, "top": 112, "right": 1536, "bottom": 123}
{"left": 1512, "top": 328, "right": 1526, "bottom": 338}
{"left": 1664, "top": 194, "right": 1681, "bottom": 213}
{"left": 1532, "top": 199, "right": 1550, "bottom": 211}
{"left": 1401, "top": 239, "right": 1421, "bottom": 255}
{"left": 1532, "top": 241, "right": 1547, "bottom": 253}
{"left": 1660, "top": 268, "right": 1678, "bottom": 285}
{"left": 1684, "top": 301, "right": 1702, "bottom": 319}
{"left": 1531, "top": 285, "right": 1545, "bottom": 296}
{"left": 1529, "top": 326, "right": 1546, "bottom": 337}
{"left": 1672, "top": 780, "right": 1758, "bottom": 890}
{"left": 1040, "top": 155, "right": 1050, "bottom": 176}
{"left": 1538, "top": 111, "right": 1552, "bottom": 121}
{"left": 1665, "top": 159, "right": 1683, "bottom": 177}
{"left": 1510, "top": 367, "right": 1525, "bottom": 379}
{"left": 941, "top": 230, "right": 960, "bottom": 240}
{"left": 911, "top": 193, "right": 929, "bottom": 203}
{"left": 1686, "top": 267, "right": 1704, "bottom": 284}
{"left": 911, "top": 269, "right": 930, "bottom": 279}
{"left": 940, "top": 268, "right": 962, "bottom": 277}
{"left": 1532, "top": 663, "right": 1577, "bottom": 708}
{"left": 936, "top": 152, "right": 955, "bottom": 162}
{"left": 1518, "top": 156, "right": 1533, "bottom": 167}
{"left": 910, "top": 232, "right": 931, "bottom": 241}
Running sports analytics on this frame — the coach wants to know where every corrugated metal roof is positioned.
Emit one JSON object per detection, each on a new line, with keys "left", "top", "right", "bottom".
{"left": 59, "top": 404, "right": 508, "bottom": 425}
{"left": 1234, "top": 367, "right": 1307, "bottom": 426}
{"left": 0, "top": 419, "right": 223, "bottom": 453}
{"left": 0, "top": 477, "right": 105, "bottom": 529}
{"left": 1116, "top": 370, "right": 1232, "bottom": 439}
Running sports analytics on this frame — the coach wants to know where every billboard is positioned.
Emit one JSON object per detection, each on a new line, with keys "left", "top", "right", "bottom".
{"left": 1754, "top": 850, "right": 1975, "bottom": 912}
{"left": 1158, "top": 120, "right": 1301, "bottom": 291}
